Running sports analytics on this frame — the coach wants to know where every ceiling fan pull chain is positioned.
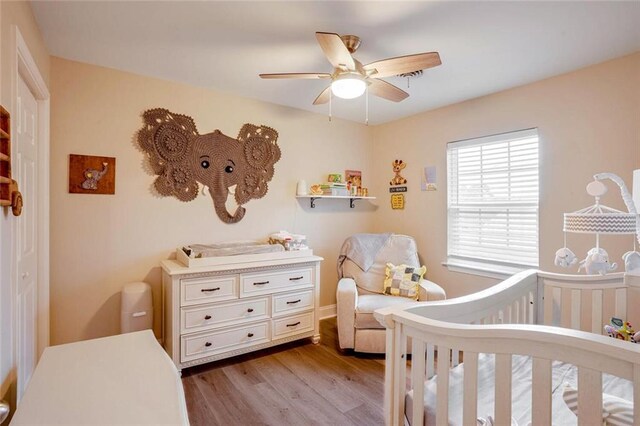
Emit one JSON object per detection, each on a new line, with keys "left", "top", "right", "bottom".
{"left": 407, "top": 77, "right": 410, "bottom": 89}
{"left": 329, "top": 89, "right": 332, "bottom": 122}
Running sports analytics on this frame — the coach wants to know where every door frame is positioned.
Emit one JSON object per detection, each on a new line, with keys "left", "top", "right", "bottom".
{"left": 11, "top": 26, "right": 50, "bottom": 364}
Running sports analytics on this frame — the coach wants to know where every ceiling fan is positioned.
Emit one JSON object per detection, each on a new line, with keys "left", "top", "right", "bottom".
{"left": 259, "top": 32, "right": 441, "bottom": 105}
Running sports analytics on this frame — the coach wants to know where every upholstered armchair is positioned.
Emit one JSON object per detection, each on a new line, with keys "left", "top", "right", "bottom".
{"left": 336, "top": 234, "right": 446, "bottom": 353}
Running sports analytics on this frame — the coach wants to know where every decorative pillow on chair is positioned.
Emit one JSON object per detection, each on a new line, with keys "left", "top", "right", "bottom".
{"left": 383, "top": 263, "right": 426, "bottom": 300}
{"left": 563, "top": 384, "right": 633, "bottom": 425}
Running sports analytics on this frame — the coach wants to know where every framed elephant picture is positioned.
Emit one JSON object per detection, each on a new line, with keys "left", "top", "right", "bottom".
{"left": 137, "top": 108, "right": 281, "bottom": 224}
{"left": 68, "top": 154, "right": 116, "bottom": 194}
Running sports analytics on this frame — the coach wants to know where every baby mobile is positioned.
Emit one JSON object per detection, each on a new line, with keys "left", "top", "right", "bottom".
{"left": 554, "top": 172, "right": 640, "bottom": 276}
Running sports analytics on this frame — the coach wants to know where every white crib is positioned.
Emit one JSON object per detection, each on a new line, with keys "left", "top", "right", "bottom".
{"left": 374, "top": 270, "right": 640, "bottom": 426}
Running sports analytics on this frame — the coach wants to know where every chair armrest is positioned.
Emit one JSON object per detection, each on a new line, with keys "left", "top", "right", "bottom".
{"left": 336, "top": 278, "right": 358, "bottom": 350}
{"left": 418, "top": 279, "right": 446, "bottom": 301}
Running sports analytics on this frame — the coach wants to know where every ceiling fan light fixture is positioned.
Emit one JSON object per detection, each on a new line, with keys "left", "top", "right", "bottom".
{"left": 331, "top": 73, "right": 366, "bottom": 99}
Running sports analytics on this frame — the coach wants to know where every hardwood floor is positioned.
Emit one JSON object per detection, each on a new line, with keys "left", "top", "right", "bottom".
{"left": 182, "top": 318, "right": 387, "bottom": 426}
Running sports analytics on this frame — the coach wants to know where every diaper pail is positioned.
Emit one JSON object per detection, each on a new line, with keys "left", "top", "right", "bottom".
{"left": 121, "top": 282, "right": 153, "bottom": 333}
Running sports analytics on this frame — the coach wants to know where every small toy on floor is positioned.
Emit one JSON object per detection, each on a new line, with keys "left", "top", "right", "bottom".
{"left": 604, "top": 317, "right": 640, "bottom": 342}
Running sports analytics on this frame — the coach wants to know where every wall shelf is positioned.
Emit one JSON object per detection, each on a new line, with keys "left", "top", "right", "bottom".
{"left": 296, "top": 195, "right": 376, "bottom": 209}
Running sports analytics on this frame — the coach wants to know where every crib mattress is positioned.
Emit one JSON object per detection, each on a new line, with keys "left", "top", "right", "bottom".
{"left": 11, "top": 330, "right": 189, "bottom": 425}
{"left": 406, "top": 353, "right": 632, "bottom": 425}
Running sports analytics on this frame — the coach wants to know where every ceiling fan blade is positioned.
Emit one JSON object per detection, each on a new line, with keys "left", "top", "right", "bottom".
{"left": 312, "top": 86, "right": 331, "bottom": 105}
{"left": 368, "top": 79, "right": 409, "bottom": 102}
{"left": 259, "top": 73, "right": 331, "bottom": 79}
{"left": 315, "top": 32, "right": 355, "bottom": 70}
{"left": 364, "top": 52, "right": 441, "bottom": 78}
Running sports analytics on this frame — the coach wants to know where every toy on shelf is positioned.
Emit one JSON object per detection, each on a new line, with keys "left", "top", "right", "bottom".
{"left": 604, "top": 317, "right": 640, "bottom": 343}
{"left": 554, "top": 172, "right": 640, "bottom": 275}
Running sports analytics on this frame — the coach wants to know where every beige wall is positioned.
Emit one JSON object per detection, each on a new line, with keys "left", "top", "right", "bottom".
{"left": 49, "top": 57, "right": 376, "bottom": 345}
{"left": 0, "top": 0, "right": 49, "bottom": 419}
{"left": 371, "top": 53, "right": 640, "bottom": 298}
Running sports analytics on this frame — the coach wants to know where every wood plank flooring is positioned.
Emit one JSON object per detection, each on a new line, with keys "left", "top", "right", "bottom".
{"left": 182, "top": 318, "right": 386, "bottom": 426}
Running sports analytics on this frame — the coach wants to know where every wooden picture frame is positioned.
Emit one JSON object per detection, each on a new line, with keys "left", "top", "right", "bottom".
{"left": 69, "top": 154, "right": 116, "bottom": 194}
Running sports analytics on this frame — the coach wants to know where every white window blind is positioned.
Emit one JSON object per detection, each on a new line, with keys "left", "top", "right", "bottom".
{"left": 447, "top": 128, "right": 539, "bottom": 270}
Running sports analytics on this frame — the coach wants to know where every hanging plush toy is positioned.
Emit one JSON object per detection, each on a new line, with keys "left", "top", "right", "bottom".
{"left": 578, "top": 247, "right": 618, "bottom": 275}
{"left": 554, "top": 247, "right": 577, "bottom": 268}
{"left": 623, "top": 251, "right": 640, "bottom": 276}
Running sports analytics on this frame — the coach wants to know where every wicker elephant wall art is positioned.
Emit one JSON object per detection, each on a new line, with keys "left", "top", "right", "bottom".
{"left": 138, "top": 108, "right": 281, "bottom": 223}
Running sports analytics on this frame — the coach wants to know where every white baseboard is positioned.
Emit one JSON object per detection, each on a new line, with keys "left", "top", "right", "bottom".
{"left": 319, "top": 304, "right": 336, "bottom": 320}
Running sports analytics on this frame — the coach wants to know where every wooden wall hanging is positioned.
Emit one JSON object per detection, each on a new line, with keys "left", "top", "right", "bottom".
{"left": 0, "top": 106, "right": 23, "bottom": 216}
{"left": 137, "top": 108, "right": 281, "bottom": 224}
{"left": 68, "top": 154, "right": 116, "bottom": 194}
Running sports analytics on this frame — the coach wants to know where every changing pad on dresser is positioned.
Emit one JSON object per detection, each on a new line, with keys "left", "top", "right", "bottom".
{"left": 11, "top": 330, "right": 189, "bottom": 425}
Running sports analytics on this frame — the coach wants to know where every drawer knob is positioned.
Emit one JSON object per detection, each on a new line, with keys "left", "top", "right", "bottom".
{"left": 289, "top": 276, "right": 304, "bottom": 281}
{"left": 253, "top": 281, "right": 269, "bottom": 286}
{"left": 247, "top": 333, "right": 254, "bottom": 338}
{"left": 204, "top": 315, "right": 212, "bottom": 320}
{"left": 201, "top": 287, "right": 220, "bottom": 292}
{"left": 286, "top": 299, "right": 301, "bottom": 305}
{"left": 204, "top": 342, "right": 212, "bottom": 347}
{"left": 286, "top": 321, "right": 301, "bottom": 328}
{"left": 247, "top": 308, "right": 254, "bottom": 313}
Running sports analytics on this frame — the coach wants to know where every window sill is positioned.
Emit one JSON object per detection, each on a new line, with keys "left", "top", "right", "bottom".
{"left": 442, "top": 258, "right": 534, "bottom": 280}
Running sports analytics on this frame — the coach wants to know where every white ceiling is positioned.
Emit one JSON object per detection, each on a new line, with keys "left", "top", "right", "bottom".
{"left": 32, "top": 1, "right": 640, "bottom": 125}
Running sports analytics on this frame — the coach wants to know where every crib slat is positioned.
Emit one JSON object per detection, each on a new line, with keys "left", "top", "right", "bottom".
{"left": 592, "top": 289, "right": 603, "bottom": 334}
{"left": 412, "top": 339, "right": 426, "bottom": 426}
{"left": 462, "top": 352, "right": 478, "bottom": 426}
{"left": 529, "top": 290, "right": 535, "bottom": 324}
{"left": 519, "top": 295, "right": 526, "bottom": 324}
{"left": 570, "top": 289, "right": 581, "bottom": 330}
{"left": 603, "top": 289, "right": 616, "bottom": 329}
{"left": 452, "top": 350, "right": 460, "bottom": 367}
{"left": 543, "top": 285, "right": 553, "bottom": 325}
{"left": 392, "top": 325, "right": 407, "bottom": 426}
{"left": 580, "top": 289, "right": 592, "bottom": 332}
{"left": 615, "top": 288, "right": 626, "bottom": 319}
{"left": 384, "top": 328, "right": 395, "bottom": 426}
{"left": 436, "top": 347, "right": 450, "bottom": 426}
{"left": 426, "top": 344, "right": 435, "bottom": 379}
{"left": 578, "top": 367, "right": 602, "bottom": 424}
{"left": 634, "top": 365, "right": 640, "bottom": 426}
{"left": 560, "top": 287, "right": 572, "bottom": 328}
{"left": 494, "top": 354, "right": 512, "bottom": 424}
{"left": 532, "top": 357, "right": 552, "bottom": 425}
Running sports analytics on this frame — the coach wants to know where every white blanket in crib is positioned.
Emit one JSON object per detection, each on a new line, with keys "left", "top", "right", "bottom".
{"left": 406, "top": 353, "right": 632, "bottom": 425}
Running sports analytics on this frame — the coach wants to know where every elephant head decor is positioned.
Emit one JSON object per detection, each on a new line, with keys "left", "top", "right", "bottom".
{"left": 138, "top": 108, "right": 281, "bottom": 223}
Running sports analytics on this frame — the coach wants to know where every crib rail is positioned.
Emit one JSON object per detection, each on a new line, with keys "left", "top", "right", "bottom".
{"left": 375, "top": 270, "right": 635, "bottom": 426}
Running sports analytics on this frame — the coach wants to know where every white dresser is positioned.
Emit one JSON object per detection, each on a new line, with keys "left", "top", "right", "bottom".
{"left": 161, "top": 254, "right": 323, "bottom": 372}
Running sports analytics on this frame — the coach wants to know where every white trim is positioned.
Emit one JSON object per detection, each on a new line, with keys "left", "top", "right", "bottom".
{"left": 319, "top": 304, "right": 336, "bottom": 320}
{"left": 447, "top": 128, "right": 538, "bottom": 149}
{"left": 12, "top": 26, "right": 50, "bottom": 365}
{"left": 442, "top": 258, "right": 525, "bottom": 280}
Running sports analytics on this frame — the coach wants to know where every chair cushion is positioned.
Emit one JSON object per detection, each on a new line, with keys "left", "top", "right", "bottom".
{"left": 342, "top": 234, "right": 420, "bottom": 295}
{"left": 355, "top": 294, "right": 417, "bottom": 329}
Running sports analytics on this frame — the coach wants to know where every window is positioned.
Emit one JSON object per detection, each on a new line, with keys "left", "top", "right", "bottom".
{"left": 447, "top": 128, "right": 539, "bottom": 276}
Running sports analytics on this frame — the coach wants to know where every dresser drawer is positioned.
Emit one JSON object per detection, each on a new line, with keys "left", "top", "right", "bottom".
{"left": 240, "top": 267, "right": 312, "bottom": 297}
{"left": 181, "top": 297, "right": 269, "bottom": 333}
{"left": 272, "top": 290, "right": 314, "bottom": 317}
{"left": 181, "top": 321, "right": 270, "bottom": 362}
{"left": 272, "top": 312, "right": 314, "bottom": 339}
{"left": 181, "top": 275, "right": 238, "bottom": 306}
